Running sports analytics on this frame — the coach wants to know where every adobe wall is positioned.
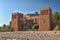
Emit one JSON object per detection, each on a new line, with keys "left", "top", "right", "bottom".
{"left": 0, "top": 31, "right": 60, "bottom": 40}
{"left": 38, "top": 8, "right": 53, "bottom": 31}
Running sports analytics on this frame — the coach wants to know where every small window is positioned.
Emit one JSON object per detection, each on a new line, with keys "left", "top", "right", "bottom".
{"left": 12, "top": 15, "right": 16, "bottom": 19}
{"left": 14, "top": 22, "right": 16, "bottom": 25}
{"left": 43, "top": 19, "right": 45, "bottom": 23}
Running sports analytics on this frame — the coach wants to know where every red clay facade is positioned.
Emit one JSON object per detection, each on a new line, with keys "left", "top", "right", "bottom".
{"left": 11, "top": 7, "right": 60, "bottom": 31}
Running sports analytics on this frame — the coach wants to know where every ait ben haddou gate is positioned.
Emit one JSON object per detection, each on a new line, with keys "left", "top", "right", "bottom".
{"left": 11, "top": 7, "right": 60, "bottom": 31}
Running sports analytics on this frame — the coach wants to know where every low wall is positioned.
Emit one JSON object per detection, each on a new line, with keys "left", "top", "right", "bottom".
{"left": 0, "top": 31, "right": 60, "bottom": 40}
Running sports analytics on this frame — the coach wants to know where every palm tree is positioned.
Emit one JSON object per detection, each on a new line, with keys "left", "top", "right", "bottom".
{"left": 53, "top": 12, "right": 60, "bottom": 22}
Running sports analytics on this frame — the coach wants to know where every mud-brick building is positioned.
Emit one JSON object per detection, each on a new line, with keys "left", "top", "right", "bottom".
{"left": 11, "top": 13, "right": 25, "bottom": 31}
{"left": 11, "top": 7, "right": 60, "bottom": 31}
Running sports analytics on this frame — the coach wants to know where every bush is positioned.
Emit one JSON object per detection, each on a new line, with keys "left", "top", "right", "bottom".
{"left": 32, "top": 24, "right": 39, "bottom": 31}
{"left": 53, "top": 25, "right": 60, "bottom": 31}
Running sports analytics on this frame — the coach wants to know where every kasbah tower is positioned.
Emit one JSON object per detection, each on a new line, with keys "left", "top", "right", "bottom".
{"left": 11, "top": 7, "right": 54, "bottom": 31}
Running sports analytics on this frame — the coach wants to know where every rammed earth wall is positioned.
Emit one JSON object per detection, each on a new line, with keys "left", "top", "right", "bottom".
{"left": 0, "top": 31, "right": 60, "bottom": 40}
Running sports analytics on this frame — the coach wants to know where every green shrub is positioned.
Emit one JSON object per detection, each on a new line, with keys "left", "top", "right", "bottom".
{"left": 32, "top": 24, "right": 39, "bottom": 31}
{"left": 53, "top": 25, "right": 60, "bottom": 31}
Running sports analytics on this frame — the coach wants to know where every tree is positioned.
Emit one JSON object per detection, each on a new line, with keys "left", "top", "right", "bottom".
{"left": 53, "top": 12, "right": 60, "bottom": 22}
{"left": 3, "top": 24, "right": 6, "bottom": 27}
{"left": 35, "top": 12, "right": 38, "bottom": 14}
{"left": 3, "top": 24, "right": 6, "bottom": 31}
{"left": 0, "top": 21, "right": 11, "bottom": 31}
{"left": 9, "top": 21, "right": 11, "bottom": 27}
{"left": 6, "top": 21, "right": 11, "bottom": 31}
{"left": 8, "top": 21, "right": 11, "bottom": 29}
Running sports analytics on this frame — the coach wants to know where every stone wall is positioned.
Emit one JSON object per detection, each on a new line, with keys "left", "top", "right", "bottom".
{"left": 0, "top": 31, "right": 60, "bottom": 40}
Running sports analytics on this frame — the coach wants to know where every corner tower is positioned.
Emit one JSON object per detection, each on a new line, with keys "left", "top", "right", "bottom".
{"left": 38, "top": 7, "right": 53, "bottom": 31}
{"left": 11, "top": 12, "right": 24, "bottom": 31}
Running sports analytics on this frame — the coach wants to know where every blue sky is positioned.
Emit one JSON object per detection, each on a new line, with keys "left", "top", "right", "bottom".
{"left": 0, "top": 0, "right": 60, "bottom": 26}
